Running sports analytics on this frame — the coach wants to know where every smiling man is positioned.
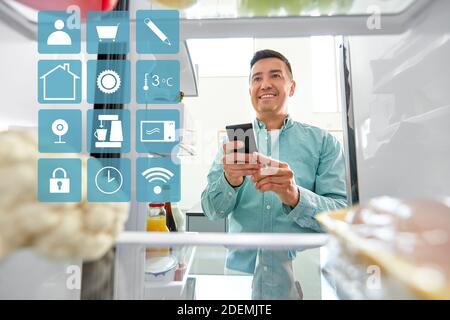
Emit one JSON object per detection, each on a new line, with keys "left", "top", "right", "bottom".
{"left": 201, "top": 49, "right": 348, "bottom": 299}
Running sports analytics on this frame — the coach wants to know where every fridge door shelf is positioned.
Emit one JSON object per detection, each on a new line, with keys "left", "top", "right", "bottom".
{"left": 143, "top": 245, "right": 196, "bottom": 299}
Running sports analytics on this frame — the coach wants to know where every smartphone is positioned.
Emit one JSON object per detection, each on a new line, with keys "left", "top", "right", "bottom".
{"left": 225, "top": 123, "right": 258, "bottom": 154}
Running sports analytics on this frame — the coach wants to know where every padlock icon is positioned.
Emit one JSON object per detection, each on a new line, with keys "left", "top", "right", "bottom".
{"left": 49, "top": 167, "right": 70, "bottom": 194}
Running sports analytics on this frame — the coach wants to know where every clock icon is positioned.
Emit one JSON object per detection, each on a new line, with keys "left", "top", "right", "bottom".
{"left": 95, "top": 166, "right": 123, "bottom": 195}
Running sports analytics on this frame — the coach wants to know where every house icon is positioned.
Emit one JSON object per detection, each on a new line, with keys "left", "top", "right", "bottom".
{"left": 40, "top": 63, "right": 80, "bottom": 101}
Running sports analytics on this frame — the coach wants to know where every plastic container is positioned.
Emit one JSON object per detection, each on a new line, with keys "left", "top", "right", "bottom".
{"left": 145, "top": 255, "right": 178, "bottom": 283}
{"left": 144, "top": 246, "right": 197, "bottom": 299}
{"left": 316, "top": 198, "right": 450, "bottom": 300}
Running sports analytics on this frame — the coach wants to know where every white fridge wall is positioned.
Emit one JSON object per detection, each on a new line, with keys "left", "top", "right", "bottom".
{"left": 349, "top": 0, "right": 450, "bottom": 202}
{"left": 0, "top": 19, "right": 38, "bottom": 130}
{"left": 0, "top": 18, "right": 92, "bottom": 135}
{"left": 0, "top": 250, "right": 81, "bottom": 299}
{"left": 0, "top": 19, "right": 88, "bottom": 300}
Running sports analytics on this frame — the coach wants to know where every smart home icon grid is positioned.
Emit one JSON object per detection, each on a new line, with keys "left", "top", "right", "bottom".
{"left": 136, "top": 109, "right": 180, "bottom": 154}
{"left": 38, "top": 158, "right": 82, "bottom": 202}
{"left": 87, "top": 60, "right": 131, "bottom": 104}
{"left": 38, "top": 11, "right": 81, "bottom": 54}
{"left": 52, "top": 119, "right": 69, "bottom": 144}
{"left": 37, "top": 10, "right": 182, "bottom": 204}
{"left": 86, "top": 11, "right": 130, "bottom": 54}
{"left": 87, "top": 158, "right": 131, "bottom": 202}
{"left": 136, "top": 157, "right": 180, "bottom": 202}
{"left": 38, "top": 60, "right": 82, "bottom": 104}
{"left": 136, "top": 10, "right": 179, "bottom": 54}
{"left": 87, "top": 109, "right": 131, "bottom": 154}
{"left": 136, "top": 60, "right": 180, "bottom": 104}
{"left": 38, "top": 109, "right": 82, "bottom": 153}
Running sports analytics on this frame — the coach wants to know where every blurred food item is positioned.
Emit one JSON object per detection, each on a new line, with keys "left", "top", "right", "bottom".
{"left": 151, "top": 0, "right": 197, "bottom": 10}
{"left": 0, "top": 130, "right": 129, "bottom": 261}
{"left": 15, "top": 0, "right": 119, "bottom": 20}
{"left": 179, "top": 91, "right": 185, "bottom": 103}
{"left": 239, "top": 0, "right": 354, "bottom": 17}
{"left": 239, "top": 0, "right": 269, "bottom": 17}
{"left": 317, "top": 197, "right": 450, "bottom": 299}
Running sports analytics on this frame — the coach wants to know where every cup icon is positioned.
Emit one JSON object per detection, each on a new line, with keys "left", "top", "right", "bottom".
{"left": 94, "top": 128, "right": 108, "bottom": 141}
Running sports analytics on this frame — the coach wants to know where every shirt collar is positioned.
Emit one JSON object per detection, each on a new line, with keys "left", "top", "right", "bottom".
{"left": 254, "top": 115, "right": 294, "bottom": 132}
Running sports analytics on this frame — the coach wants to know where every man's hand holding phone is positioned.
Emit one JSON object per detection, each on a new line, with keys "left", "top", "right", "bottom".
{"left": 222, "top": 141, "right": 261, "bottom": 187}
{"left": 221, "top": 142, "right": 300, "bottom": 206}
{"left": 251, "top": 154, "right": 300, "bottom": 208}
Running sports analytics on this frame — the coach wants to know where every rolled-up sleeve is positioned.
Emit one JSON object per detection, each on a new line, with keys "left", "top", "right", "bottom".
{"left": 282, "top": 133, "right": 348, "bottom": 232}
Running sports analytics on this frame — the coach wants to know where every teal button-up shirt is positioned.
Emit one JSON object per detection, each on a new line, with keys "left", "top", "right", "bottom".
{"left": 201, "top": 116, "right": 347, "bottom": 275}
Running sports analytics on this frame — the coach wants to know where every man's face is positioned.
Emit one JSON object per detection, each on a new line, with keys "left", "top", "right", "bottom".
{"left": 249, "top": 57, "right": 296, "bottom": 116}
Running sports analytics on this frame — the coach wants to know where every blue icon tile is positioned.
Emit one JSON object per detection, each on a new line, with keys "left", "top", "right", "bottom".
{"left": 38, "top": 109, "right": 82, "bottom": 153}
{"left": 136, "top": 109, "right": 180, "bottom": 154}
{"left": 136, "top": 10, "right": 179, "bottom": 54}
{"left": 136, "top": 157, "right": 180, "bottom": 202}
{"left": 87, "top": 60, "right": 131, "bottom": 104}
{"left": 38, "top": 11, "right": 81, "bottom": 54}
{"left": 87, "top": 158, "right": 131, "bottom": 202}
{"left": 38, "top": 60, "right": 82, "bottom": 104}
{"left": 86, "top": 11, "right": 130, "bottom": 54}
{"left": 136, "top": 60, "right": 180, "bottom": 104}
{"left": 87, "top": 109, "right": 130, "bottom": 154}
{"left": 38, "top": 158, "right": 82, "bottom": 202}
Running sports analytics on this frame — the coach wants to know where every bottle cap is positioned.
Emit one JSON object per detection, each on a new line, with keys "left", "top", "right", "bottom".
{"left": 149, "top": 202, "right": 165, "bottom": 207}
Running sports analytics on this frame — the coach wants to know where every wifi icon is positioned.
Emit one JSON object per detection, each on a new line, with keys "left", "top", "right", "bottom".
{"left": 141, "top": 167, "right": 174, "bottom": 195}
{"left": 137, "top": 158, "right": 180, "bottom": 202}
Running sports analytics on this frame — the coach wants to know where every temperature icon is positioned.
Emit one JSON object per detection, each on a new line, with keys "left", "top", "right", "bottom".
{"left": 143, "top": 73, "right": 174, "bottom": 91}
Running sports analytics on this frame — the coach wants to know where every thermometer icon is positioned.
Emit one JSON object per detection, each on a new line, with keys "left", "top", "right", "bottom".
{"left": 143, "top": 18, "right": 171, "bottom": 46}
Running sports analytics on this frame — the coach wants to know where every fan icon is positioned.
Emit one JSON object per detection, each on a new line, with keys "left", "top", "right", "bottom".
{"left": 97, "top": 69, "right": 121, "bottom": 94}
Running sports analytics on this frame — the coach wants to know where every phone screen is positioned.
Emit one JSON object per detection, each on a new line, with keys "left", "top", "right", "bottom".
{"left": 225, "top": 123, "right": 258, "bottom": 154}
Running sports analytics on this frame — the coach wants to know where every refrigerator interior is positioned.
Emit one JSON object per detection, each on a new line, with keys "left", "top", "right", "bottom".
{"left": 0, "top": 0, "right": 448, "bottom": 299}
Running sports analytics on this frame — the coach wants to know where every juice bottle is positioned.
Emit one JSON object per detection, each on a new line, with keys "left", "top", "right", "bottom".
{"left": 146, "top": 202, "right": 169, "bottom": 257}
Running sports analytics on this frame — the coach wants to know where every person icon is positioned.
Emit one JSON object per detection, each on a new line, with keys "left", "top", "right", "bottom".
{"left": 47, "top": 19, "right": 72, "bottom": 46}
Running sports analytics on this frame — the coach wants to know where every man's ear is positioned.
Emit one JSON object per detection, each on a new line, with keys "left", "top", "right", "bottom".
{"left": 289, "top": 80, "right": 296, "bottom": 97}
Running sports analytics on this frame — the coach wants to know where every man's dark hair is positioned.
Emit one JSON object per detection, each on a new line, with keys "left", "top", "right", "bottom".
{"left": 250, "top": 49, "right": 293, "bottom": 78}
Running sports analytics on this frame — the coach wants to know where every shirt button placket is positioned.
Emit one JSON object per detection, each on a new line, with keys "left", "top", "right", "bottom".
{"left": 262, "top": 195, "right": 269, "bottom": 232}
